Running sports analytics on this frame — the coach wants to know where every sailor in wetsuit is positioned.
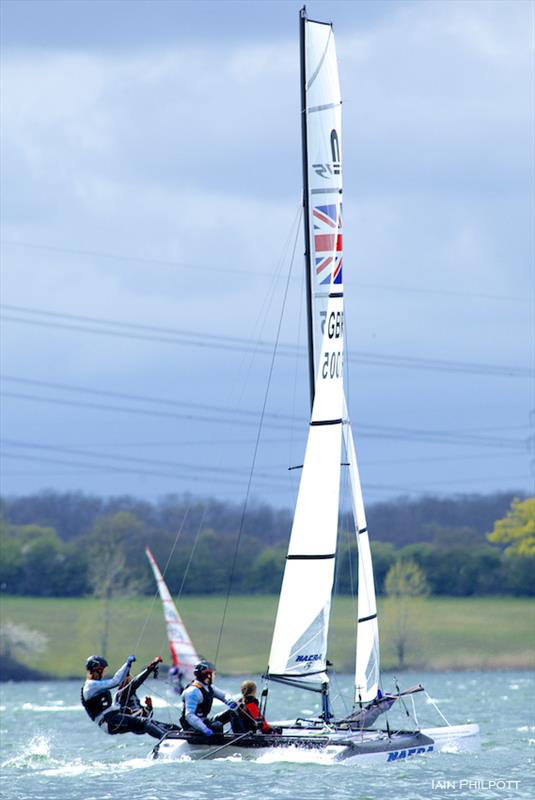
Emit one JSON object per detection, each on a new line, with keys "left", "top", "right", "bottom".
{"left": 114, "top": 656, "right": 180, "bottom": 736}
{"left": 81, "top": 654, "right": 168, "bottom": 739}
{"left": 180, "top": 660, "right": 237, "bottom": 737}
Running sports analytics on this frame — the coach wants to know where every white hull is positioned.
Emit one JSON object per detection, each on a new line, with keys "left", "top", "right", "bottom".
{"left": 153, "top": 723, "right": 480, "bottom": 764}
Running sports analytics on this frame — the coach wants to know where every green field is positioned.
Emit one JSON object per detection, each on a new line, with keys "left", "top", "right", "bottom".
{"left": 1, "top": 595, "right": 534, "bottom": 678}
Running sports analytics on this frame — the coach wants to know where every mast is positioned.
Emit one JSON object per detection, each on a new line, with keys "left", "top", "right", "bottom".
{"left": 300, "top": 6, "right": 316, "bottom": 411}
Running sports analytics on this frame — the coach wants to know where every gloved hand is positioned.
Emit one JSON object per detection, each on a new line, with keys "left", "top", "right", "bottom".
{"left": 144, "top": 696, "right": 153, "bottom": 711}
{"left": 148, "top": 656, "right": 162, "bottom": 671}
{"left": 227, "top": 701, "right": 238, "bottom": 711}
{"left": 203, "top": 728, "right": 213, "bottom": 738}
{"left": 127, "top": 655, "right": 136, "bottom": 665}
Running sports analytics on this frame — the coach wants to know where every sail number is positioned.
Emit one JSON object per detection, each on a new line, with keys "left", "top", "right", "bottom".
{"left": 322, "top": 350, "right": 343, "bottom": 379}
{"left": 321, "top": 310, "right": 343, "bottom": 379}
{"left": 320, "top": 310, "right": 344, "bottom": 337}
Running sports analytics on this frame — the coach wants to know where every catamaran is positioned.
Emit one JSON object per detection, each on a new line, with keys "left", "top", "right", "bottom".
{"left": 145, "top": 546, "right": 199, "bottom": 691}
{"left": 154, "top": 8, "right": 479, "bottom": 763}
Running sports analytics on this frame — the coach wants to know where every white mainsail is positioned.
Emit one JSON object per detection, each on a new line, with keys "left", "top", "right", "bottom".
{"left": 302, "top": 14, "right": 343, "bottom": 380}
{"left": 302, "top": 12, "right": 380, "bottom": 705}
{"left": 267, "top": 14, "right": 345, "bottom": 687}
{"left": 145, "top": 546, "right": 198, "bottom": 682}
{"left": 269, "top": 12, "right": 380, "bottom": 701}
{"left": 267, "top": 292, "right": 345, "bottom": 684}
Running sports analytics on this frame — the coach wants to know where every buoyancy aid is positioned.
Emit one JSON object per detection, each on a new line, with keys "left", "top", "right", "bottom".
{"left": 180, "top": 680, "right": 214, "bottom": 727}
{"left": 238, "top": 694, "right": 272, "bottom": 733}
{"left": 80, "top": 685, "right": 114, "bottom": 724}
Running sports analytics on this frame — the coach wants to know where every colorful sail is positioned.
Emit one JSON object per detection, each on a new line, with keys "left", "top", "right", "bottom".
{"left": 145, "top": 547, "right": 198, "bottom": 684}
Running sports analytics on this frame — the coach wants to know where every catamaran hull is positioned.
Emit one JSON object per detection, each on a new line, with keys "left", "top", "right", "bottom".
{"left": 152, "top": 723, "right": 479, "bottom": 764}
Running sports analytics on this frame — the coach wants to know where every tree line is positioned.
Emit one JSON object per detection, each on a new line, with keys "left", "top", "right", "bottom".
{"left": 0, "top": 491, "right": 533, "bottom": 598}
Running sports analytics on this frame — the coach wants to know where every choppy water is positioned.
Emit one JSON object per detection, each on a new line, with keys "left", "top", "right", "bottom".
{"left": 1, "top": 672, "right": 533, "bottom": 800}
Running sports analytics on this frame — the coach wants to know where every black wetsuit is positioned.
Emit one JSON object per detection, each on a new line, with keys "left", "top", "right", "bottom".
{"left": 81, "top": 662, "right": 175, "bottom": 740}
{"left": 112, "top": 664, "right": 179, "bottom": 739}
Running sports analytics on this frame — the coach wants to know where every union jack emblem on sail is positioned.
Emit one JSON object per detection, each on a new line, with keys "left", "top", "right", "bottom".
{"left": 313, "top": 204, "right": 343, "bottom": 286}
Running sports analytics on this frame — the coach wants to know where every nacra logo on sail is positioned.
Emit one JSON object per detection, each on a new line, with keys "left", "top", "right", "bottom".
{"left": 296, "top": 654, "right": 321, "bottom": 663}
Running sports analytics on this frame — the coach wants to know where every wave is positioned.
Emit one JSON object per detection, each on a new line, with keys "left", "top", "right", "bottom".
{"left": 254, "top": 745, "right": 341, "bottom": 766}
{"left": 1, "top": 735, "right": 52, "bottom": 769}
{"left": 41, "top": 757, "right": 154, "bottom": 778}
{"left": 2, "top": 734, "right": 157, "bottom": 778}
{"left": 20, "top": 702, "right": 81, "bottom": 712}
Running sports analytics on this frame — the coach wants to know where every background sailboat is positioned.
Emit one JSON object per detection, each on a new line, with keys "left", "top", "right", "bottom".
{"left": 145, "top": 546, "right": 199, "bottom": 692}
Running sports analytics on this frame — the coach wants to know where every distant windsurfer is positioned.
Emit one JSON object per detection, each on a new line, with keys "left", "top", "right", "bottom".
{"left": 168, "top": 664, "right": 186, "bottom": 694}
{"left": 180, "top": 660, "right": 238, "bottom": 737}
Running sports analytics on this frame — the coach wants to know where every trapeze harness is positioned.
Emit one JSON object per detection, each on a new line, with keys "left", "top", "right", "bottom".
{"left": 180, "top": 680, "right": 214, "bottom": 730}
{"left": 80, "top": 685, "right": 115, "bottom": 727}
{"left": 82, "top": 679, "right": 172, "bottom": 740}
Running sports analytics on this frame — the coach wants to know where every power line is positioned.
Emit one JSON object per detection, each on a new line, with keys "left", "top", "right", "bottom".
{"left": 0, "top": 450, "right": 290, "bottom": 491}
{"left": 0, "top": 387, "right": 527, "bottom": 450}
{"left": 0, "top": 390, "right": 270, "bottom": 429}
{"left": 2, "top": 239, "right": 530, "bottom": 304}
{"left": 0, "top": 240, "right": 257, "bottom": 277}
{"left": 1, "top": 303, "right": 532, "bottom": 378}
{"left": 0, "top": 438, "right": 286, "bottom": 485}
{"left": 0, "top": 374, "right": 297, "bottom": 424}
{"left": 0, "top": 451, "right": 528, "bottom": 495}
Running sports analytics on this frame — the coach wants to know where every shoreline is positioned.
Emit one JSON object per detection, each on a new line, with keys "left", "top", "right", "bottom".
{"left": 2, "top": 663, "right": 534, "bottom": 683}
{"left": 2, "top": 594, "right": 534, "bottom": 678}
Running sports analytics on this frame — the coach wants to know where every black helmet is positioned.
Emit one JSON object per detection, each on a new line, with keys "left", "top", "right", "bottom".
{"left": 85, "top": 655, "right": 108, "bottom": 671}
{"left": 193, "top": 660, "right": 215, "bottom": 678}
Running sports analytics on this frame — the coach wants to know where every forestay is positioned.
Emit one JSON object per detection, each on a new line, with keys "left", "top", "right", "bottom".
{"left": 145, "top": 547, "right": 199, "bottom": 682}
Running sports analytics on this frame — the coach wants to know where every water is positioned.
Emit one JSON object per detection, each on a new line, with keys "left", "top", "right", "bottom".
{"left": 1, "top": 672, "right": 533, "bottom": 800}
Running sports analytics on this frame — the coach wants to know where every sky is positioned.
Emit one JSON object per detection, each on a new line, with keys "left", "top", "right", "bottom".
{"left": 1, "top": 0, "right": 534, "bottom": 512}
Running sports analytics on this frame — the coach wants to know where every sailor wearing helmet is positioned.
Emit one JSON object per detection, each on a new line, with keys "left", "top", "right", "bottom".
{"left": 81, "top": 654, "right": 169, "bottom": 739}
{"left": 180, "top": 660, "right": 238, "bottom": 737}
